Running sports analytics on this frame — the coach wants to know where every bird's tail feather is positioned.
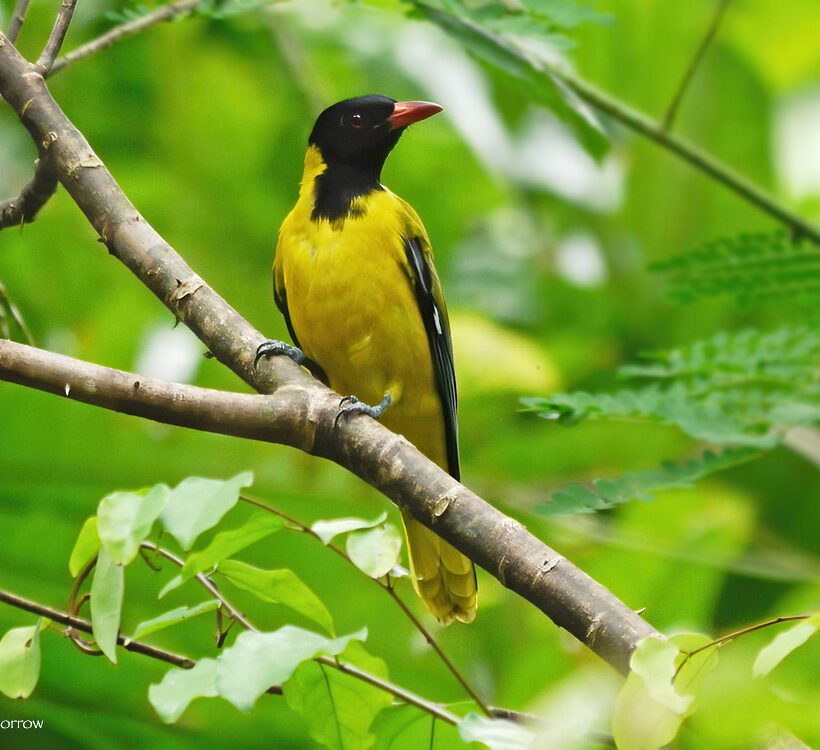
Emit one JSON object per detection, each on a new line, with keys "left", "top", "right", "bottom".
{"left": 401, "top": 510, "right": 477, "bottom": 624}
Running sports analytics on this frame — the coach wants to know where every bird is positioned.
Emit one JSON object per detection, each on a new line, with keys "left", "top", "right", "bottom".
{"left": 256, "top": 94, "right": 477, "bottom": 624}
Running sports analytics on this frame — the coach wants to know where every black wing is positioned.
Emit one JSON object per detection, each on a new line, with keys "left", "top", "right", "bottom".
{"left": 274, "top": 275, "right": 328, "bottom": 385}
{"left": 404, "top": 237, "right": 460, "bottom": 480}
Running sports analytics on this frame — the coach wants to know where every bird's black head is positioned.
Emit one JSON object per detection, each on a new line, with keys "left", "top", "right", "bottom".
{"left": 308, "top": 94, "right": 443, "bottom": 177}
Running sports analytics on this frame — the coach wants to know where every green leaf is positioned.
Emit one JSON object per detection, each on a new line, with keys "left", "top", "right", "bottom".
{"left": 0, "top": 622, "right": 42, "bottom": 699}
{"left": 160, "top": 471, "right": 254, "bottom": 550}
{"left": 311, "top": 512, "right": 387, "bottom": 545}
{"left": 218, "top": 559, "right": 334, "bottom": 634}
{"left": 540, "top": 448, "right": 758, "bottom": 516}
{"left": 372, "top": 705, "right": 465, "bottom": 749}
{"left": 148, "top": 658, "right": 218, "bottom": 724}
{"left": 97, "top": 484, "right": 169, "bottom": 565}
{"left": 69, "top": 516, "right": 101, "bottom": 577}
{"left": 159, "top": 513, "right": 283, "bottom": 597}
{"left": 129, "top": 600, "right": 220, "bottom": 641}
{"left": 612, "top": 634, "right": 718, "bottom": 750}
{"left": 215, "top": 626, "right": 367, "bottom": 712}
{"left": 458, "top": 712, "right": 535, "bottom": 749}
{"left": 410, "top": 2, "right": 608, "bottom": 159}
{"left": 283, "top": 641, "right": 392, "bottom": 750}
{"left": 753, "top": 614, "right": 820, "bottom": 678}
{"left": 90, "top": 548, "right": 125, "bottom": 664}
{"left": 345, "top": 524, "right": 403, "bottom": 579}
{"left": 525, "top": 0, "right": 612, "bottom": 28}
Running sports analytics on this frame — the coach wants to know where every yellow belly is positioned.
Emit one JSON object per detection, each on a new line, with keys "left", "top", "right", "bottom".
{"left": 276, "top": 190, "right": 447, "bottom": 468}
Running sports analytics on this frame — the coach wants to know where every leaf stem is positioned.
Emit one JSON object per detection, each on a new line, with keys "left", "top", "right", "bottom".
{"left": 137, "top": 540, "right": 462, "bottom": 725}
{"left": 240, "top": 493, "right": 492, "bottom": 716}
{"left": 674, "top": 613, "right": 812, "bottom": 680}
{"left": 662, "top": 0, "right": 731, "bottom": 131}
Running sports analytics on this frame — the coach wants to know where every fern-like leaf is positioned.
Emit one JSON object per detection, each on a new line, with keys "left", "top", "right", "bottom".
{"left": 540, "top": 447, "right": 759, "bottom": 516}
{"left": 522, "top": 326, "right": 820, "bottom": 447}
{"left": 651, "top": 230, "right": 820, "bottom": 306}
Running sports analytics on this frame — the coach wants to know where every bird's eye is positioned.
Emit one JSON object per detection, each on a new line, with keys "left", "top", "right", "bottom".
{"left": 349, "top": 112, "right": 365, "bottom": 129}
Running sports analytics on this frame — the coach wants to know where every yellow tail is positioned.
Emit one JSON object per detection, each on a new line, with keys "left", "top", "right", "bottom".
{"left": 401, "top": 510, "right": 477, "bottom": 624}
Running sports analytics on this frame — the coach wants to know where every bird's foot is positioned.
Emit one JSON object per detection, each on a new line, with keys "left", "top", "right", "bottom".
{"left": 254, "top": 339, "right": 305, "bottom": 369}
{"left": 334, "top": 393, "right": 393, "bottom": 428}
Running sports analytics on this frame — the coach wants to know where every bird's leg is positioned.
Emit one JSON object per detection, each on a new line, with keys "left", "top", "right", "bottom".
{"left": 334, "top": 393, "right": 393, "bottom": 428}
{"left": 254, "top": 339, "right": 305, "bottom": 369}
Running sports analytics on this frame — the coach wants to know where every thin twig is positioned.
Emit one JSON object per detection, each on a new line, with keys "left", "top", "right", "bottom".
{"left": 240, "top": 493, "right": 492, "bottom": 716}
{"left": 0, "top": 589, "right": 197, "bottom": 670}
{"left": 662, "top": 0, "right": 731, "bottom": 131}
{"left": 555, "top": 66, "right": 820, "bottom": 244}
{"left": 415, "top": 3, "right": 820, "bottom": 245}
{"left": 138, "top": 541, "right": 461, "bottom": 724}
{"left": 674, "top": 614, "right": 812, "bottom": 680}
{"left": 6, "top": 0, "right": 31, "bottom": 43}
{"left": 49, "top": 0, "right": 203, "bottom": 77}
{"left": 36, "top": 0, "right": 78, "bottom": 75}
{"left": 139, "top": 542, "right": 254, "bottom": 629}
{"left": 0, "top": 157, "right": 59, "bottom": 231}
{"left": 0, "top": 280, "right": 35, "bottom": 345}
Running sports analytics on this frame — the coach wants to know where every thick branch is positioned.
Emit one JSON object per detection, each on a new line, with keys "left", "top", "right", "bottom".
{"left": 0, "top": 34, "right": 658, "bottom": 673}
{"left": 0, "top": 157, "right": 59, "bottom": 230}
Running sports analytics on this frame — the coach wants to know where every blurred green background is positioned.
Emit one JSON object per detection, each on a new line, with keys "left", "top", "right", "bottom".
{"left": 1, "top": 0, "right": 818, "bottom": 747}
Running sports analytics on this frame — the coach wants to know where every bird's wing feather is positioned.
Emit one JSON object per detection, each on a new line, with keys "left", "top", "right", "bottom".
{"left": 403, "top": 235, "right": 460, "bottom": 480}
{"left": 273, "top": 253, "right": 301, "bottom": 348}
{"left": 273, "top": 249, "right": 328, "bottom": 384}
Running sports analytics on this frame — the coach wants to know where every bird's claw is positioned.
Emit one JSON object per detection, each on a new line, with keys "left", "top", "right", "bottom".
{"left": 254, "top": 339, "right": 305, "bottom": 369}
{"left": 334, "top": 393, "right": 392, "bottom": 428}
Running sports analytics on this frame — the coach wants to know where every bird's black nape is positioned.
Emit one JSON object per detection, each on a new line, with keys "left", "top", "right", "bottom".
{"left": 307, "top": 95, "right": 442, "bottom": 223}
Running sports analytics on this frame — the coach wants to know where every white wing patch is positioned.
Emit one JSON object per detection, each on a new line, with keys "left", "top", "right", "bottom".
{"left": 432, "top": 305, "right": 443, "bottom": 335}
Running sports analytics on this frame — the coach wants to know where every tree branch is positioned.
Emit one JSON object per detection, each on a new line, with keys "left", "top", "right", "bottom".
{"left": 0, "top": 33, "right": 658, "bottom": 673}
{"left": 553, "top": 67, "right": 820, "bottom": 245}
{"left": 48, "top": 0, "right": 202, "bottom": 77}
{"left": 0, "top": 157, "right": 59, "bottom": 230}
{"left": 662, "top": 0, "right": 731, "bottom": 131}
{"left": 6, "top": 0, "right": 31, "bottom": 44}
{"left": 0, "top": 589, "right": 198, "bottom": 670}
{"left": 36, "top": 0, "right": 78, "bottom": 75}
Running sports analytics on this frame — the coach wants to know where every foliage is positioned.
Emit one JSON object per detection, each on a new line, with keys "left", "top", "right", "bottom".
{"left": 525, "top": 325, "right": 819, "bottom": 515}
{"left": 1, "top": 0, "right": 819, "bottom": 747}
{"left": 539, "top": 447, "right": 758, "bottom": 516}
{"left": 651, "top": 230, "right": 820, "bottom": 307}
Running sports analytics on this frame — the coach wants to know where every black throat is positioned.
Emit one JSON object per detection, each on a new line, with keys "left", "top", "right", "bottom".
{"left": 311, "top": 152, "right": 385, "bottom": 223}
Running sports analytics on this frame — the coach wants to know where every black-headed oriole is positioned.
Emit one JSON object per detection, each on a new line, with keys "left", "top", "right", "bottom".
{"left": 257, "top": 95, "right": 476, "bottom": 624}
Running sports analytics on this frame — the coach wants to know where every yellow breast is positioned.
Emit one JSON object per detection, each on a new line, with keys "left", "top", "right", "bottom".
{"left": 274, "top": 148, "right": 447, "bottom": 466}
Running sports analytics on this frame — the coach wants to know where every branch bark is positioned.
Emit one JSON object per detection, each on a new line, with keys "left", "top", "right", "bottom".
{"left": 6, "top": 0, "right": 31, "bottom": 44}
{"left": 0, "top": 589, "right": 198, "bottom": 670}
{"left": 0, "top": 157, "right": 59, "bottom": 230}
{"left": 0, "top": 32, "right": 658, "bottom": 673}
{"left": 36, "top": 0, "right": 78, "bottom": 75}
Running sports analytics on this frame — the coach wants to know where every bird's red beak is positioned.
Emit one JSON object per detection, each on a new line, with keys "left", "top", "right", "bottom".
{"left": 388, "top": 101, "right": 444, "bottom": 131}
